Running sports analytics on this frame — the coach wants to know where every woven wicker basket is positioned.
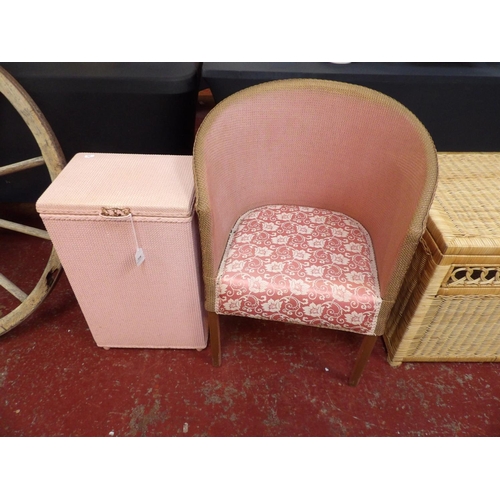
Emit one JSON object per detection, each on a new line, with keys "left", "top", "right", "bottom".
{"left": 37, "top": 153, "right": 208, "bottom": 350}
{"left": 384, "top": 152, "right": 500, "bottom": 365}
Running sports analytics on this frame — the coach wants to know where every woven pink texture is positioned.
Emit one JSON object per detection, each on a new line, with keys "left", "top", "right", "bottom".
{"left": 37, "top": 153, "right": 207, "bottom": 349}
{"left": 37, "top": 153, "right": 195, "bottom": 217}
{"left": 216, "top": 205, "right": 381, "bottom": 335}
{"left": 196, "top": 86, "right": 433, "bottom": 299}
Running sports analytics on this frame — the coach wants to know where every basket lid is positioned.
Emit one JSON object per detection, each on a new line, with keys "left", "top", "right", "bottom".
{"left": 428, "top": 153, "right": 500, "bottom": 256}
{"left": 36, "top": 153, "right": 194, "bottom": 218}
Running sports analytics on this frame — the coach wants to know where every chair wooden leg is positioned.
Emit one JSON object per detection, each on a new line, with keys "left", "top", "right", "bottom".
{"left": 208, "top": 311, "right": 222, "bottom": 367}
{"left": 349, "top": 335, "right": 378, "bottom": 387}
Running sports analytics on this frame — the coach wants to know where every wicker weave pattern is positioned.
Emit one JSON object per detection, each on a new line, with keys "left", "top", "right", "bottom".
{"left": 37, "top": 152, "right": 195, "bottom": 218}
{"left": 428, "top": 153, "right": 500, "bottom": 254}
{"left": 37, "top": 153, "right": 208, "bottom": 350}
{"left": 397, "top": 295, "right": 500, "bottom": 362}
{"left": 41, "top": 214, "right": 208, "bottom": 349}
{"left": 385, "top": 152, "right": 500, "bottom": 364}
{"left": 443, "top": 266, "right": 500, "bottom": 289}
{"left": 193, "top": 79, "right": 438, "bottom": 342}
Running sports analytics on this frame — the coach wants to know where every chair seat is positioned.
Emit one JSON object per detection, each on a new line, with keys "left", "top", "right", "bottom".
{"left": 215, "top": 205, "right": 382, "bottom": 335}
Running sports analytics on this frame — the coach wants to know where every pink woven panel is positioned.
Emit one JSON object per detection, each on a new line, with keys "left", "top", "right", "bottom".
{"left": 37, "top": 153, "right": 195, "bottom": 217}
{"left": 215, "top": 205, "right": 381, "bottom": 335}
{"left": 37, "top": 153, "right": 207, "bottom": 349}
{"left": 42, "top": 214, "right": 207, "bottom": 348}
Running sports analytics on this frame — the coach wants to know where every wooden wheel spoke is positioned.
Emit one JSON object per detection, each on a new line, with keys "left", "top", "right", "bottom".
{"left": 0, "top": 272, "right": 28, "bottom": 302}
{"left": 0, "top": 66, "right": 65, "bottom": 336}
{"left": 0, "top": 218, "right": 50, "bottom": 240}
{"left": 0, "top": 156, "right": 45, "bottom": 177}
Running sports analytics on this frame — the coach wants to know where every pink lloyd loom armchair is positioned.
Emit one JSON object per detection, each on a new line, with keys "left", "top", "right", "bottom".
{"left": 192, "top": 79, "right": 438, "bottom": 386}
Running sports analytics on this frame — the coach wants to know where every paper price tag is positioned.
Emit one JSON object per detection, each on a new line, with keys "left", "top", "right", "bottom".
{"left": 135, "top": 247, "right": 145, "bottom": 266}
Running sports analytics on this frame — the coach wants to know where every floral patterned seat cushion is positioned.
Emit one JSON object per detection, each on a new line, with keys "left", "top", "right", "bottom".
{"left": 215, "top": 205, "right": 382, "bottom": 335}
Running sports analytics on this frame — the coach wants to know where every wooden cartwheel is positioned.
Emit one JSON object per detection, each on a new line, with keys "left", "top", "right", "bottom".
{"left": 0, "top": 66, "right": 66, "bottom": 336}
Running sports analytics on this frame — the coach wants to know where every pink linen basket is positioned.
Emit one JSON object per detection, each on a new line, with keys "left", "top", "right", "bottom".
{"left": 36, "top": 153, "right": 208, "bottom": 349}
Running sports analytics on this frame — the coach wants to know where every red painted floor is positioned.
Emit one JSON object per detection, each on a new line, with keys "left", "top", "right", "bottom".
{"left": 1, "top": 204, "right": 500, "bottom": 437}
{"left": 1, "top": 93, "right": 500, "bottom": 437}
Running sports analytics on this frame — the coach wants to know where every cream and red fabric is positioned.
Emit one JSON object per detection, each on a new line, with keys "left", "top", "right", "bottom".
{"left": 215, "top": 205, "right": 382, "bottom": 335}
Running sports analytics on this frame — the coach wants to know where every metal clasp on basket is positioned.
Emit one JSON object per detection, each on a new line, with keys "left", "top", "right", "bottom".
{"left": 100, "top": 207, "right": 131, "bottom": 217}
{"left": 99, "top": 207, "right": 145, "bottom": 266}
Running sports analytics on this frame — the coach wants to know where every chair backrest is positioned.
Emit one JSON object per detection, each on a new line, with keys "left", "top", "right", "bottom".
{"left": 193, "top": 79, "right": 438, "bottom": 311}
